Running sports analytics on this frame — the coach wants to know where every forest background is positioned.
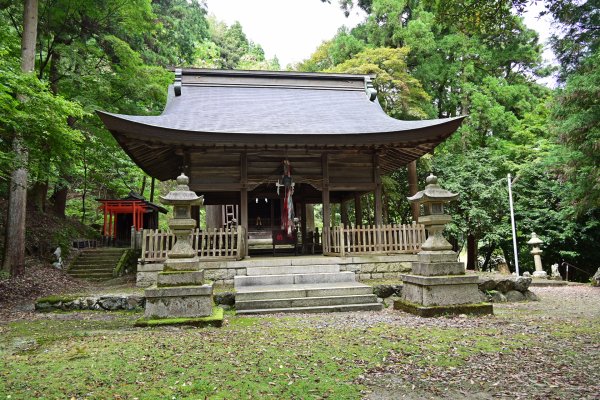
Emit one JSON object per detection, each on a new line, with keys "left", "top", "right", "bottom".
{"left": 0, "top": 0, "right": 597, "bottom": 281}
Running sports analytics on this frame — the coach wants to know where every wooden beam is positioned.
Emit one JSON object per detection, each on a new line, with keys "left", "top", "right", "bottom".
{"left": 190, "top": 183, "right": 242, "bottom": 191}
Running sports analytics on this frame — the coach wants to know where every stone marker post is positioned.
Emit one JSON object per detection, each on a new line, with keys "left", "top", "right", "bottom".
{"left": 394, "top": 174, "right": 493, "bottom": 317}
{"left": 527, "top": 233, "right": 547, "bottom": 278}
{"left": 141, "top": 173, "right": 218, "bottom": 323}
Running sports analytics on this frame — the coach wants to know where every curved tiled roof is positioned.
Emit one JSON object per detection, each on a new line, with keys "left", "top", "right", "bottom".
{"left": 97, "top": 69, "right": 465, "bottom": 179}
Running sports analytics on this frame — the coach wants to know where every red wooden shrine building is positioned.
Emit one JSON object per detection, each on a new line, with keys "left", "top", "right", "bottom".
{"left": 98, "top": 192, "right": 167, "bottom": 244}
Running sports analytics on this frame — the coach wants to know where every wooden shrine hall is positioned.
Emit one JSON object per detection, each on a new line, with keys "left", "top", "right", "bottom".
{"left": 98, "top": 68, "right": 464, "bottom": 259}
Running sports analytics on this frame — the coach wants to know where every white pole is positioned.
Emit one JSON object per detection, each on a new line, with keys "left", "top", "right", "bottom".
{"left": 507, "top": 174, "right": 520, "bottom": 276}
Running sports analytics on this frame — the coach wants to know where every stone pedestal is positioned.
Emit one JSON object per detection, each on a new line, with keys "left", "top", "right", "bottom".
{"left": 395, "top": 251, "right": 492, "bottom": 317}
{"left": 142, "top": 252, "right": 217, "bottom": 321}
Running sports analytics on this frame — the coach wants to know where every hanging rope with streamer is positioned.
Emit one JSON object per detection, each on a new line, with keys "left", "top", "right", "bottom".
{"left": 277, "top": 159, "right": 295, "bottom": 237}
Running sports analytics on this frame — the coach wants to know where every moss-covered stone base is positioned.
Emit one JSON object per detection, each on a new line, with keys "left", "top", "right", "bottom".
{"left": 135, "top": 307, "right": 224, "bottom": 328}
{"left": 393, "top": 299, "right": 493, "bottom": 318}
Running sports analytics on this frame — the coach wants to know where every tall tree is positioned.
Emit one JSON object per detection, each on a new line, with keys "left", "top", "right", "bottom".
{"left": 2, "top": 0, "right": 38, "bottom": 276}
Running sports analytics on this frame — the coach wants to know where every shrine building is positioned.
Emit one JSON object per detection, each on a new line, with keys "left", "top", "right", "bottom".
{"left": 98, "top": 69, "right": 464, "bottom": 288}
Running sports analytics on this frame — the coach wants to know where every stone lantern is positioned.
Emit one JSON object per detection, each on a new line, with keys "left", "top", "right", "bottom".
{"left": 394, "top": 173, "right": 492, "bottom": 317}
{"left": 160, "top": 173, "right": 203, "bottom": 265}
{"left": 408, "top": 174, "right": 458, "bottom": 253}
{"left": 527, "top": 233, "right": 546, "bottom": 278}
{"left": 139, "top": 173, "right": 221, "bottom": 326}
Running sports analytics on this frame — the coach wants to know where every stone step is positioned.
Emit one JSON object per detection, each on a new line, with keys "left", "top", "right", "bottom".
{"left": 236, "top": 294, "right": 379, "bottom": 310}
{"left": 234, "top": 271, "right": 355, "bottom": 287}
{"left": 70, "top": 263, "right": 117, "bottom": 268}
{"left": 68, "top": 272, "right": 114, "bottom": 279}
{"left": 236, "top": 302, "right": 384, "bottom": 315}
{"left": 236, "top": 282, "right": 374, "bottom": 301}
{"left": 74, "top": 257, "right": 121, "bottom": 264}
{"left": 245, "top": 264, "right": 340, "bottom": 276}
{"left": 76, "top": 254, "right": 123, "bottom": 260}
{"left": 69, "top": 268, "right": 114, "bottom": 274}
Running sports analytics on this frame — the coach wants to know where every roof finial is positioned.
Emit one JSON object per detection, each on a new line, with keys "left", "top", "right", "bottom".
{"left": 174, "top": 68, "right": 182, "bottom": 96}
{"left": 364, "top": 76, "right": 377, "bottom": 101}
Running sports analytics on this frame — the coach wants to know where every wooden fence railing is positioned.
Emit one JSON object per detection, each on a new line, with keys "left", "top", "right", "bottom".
{"left": 141, "top": 226, "right": 247, "bottom": 262}
{"left": 323, "top": 223, "right": 426, "bottom": 256}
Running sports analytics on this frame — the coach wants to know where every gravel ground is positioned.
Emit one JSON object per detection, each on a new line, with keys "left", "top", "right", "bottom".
{"left": 2, "top": 277, "right": 598, "bottom": 399}
{"left": 242, "top": 285, "right": 600, "bottom": 400}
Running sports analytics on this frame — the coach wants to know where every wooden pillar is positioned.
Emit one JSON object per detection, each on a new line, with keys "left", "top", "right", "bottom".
{"left": 322, "top": 153, "right": 331, "bottom": 230}
{"left": 408, "top": 160, "right": 419, "bottom": 222}
{"left": 102, "top": 206, "right": 107, "bottom": 236}
{"left": 374, "top": 186, "right": 383, "bottom": 226}
{"left": 354, "top": 193, "right": 363, "bottom": 227}
{"left": 305, "top": 204, "right": 315, "bottom": 232}
{"left": 240, "top": 152, "right": 248, "bottom": 231}
{"left": 373, "top": 151, "right": 383, "bottom": 226}
{"left": 301, "top": 202, "right": 307, "bottom": 245}
{"left": 191, "top": 206, "right": 200, "bottom": 229}
{"left": 108, "top": 210, "right": 113, "bottom": 239}
{"left": 270, "top": 199, "right": 275, "bottom": 231}
{"left": 340, "top": 200, "right": 349, "bottom": 227}
{"left": 205, "top": 205, "right": 223, "bottom": 229}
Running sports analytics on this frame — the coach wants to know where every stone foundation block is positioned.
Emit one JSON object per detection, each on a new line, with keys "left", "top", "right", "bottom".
{"left": 417, "top": 251, "right": 459, "bottom": 264}
{"left": 145, "top": 284, "right": 213, "bottom": 298}
{"left": 164, "top": 259, "right": 202, "bottom": 271}
{"left": 145, "top": 283, "right": 214, "bottom": 319}
{"left": 394, "top": 298, "right": 493, "bottom": 317}
{"left": 411, "top": 261, "right": 465, "bottom": 276}
{"left": 361, "top": 263, "right": 377, "bottom": 273}
{"left": 137, "top": 272, "right": 159, "bottom": 288}
{"left": 157, "top": 271, "right": 204, "bottom": 287}
{"left": 401, "top": 274, "right": 482, "bottom": 307}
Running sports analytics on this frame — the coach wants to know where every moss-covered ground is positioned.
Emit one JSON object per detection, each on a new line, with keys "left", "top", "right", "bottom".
{"left": 1, "top": 286, "right": 598, "bottom": 399}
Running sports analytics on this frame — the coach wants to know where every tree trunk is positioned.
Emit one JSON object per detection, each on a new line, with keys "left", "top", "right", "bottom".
{"left": 28, "top": 179, "right": 48, "bottom": 212}
{"left": 407, "top": 160, "right": 419, "bottom": 222}
{"left": 51, "top": 184, "right": 68, "bottom": 218}
{"left": 140, "top": 175, "right": 147, "bottom": 197}
{"left": 149, "top": 177, "right": 155, "bottom": 202}
{"left": 466, "top": 233, "right": 478, "bottom": 270}
{"left": 481, "top": 242, "right": 496, "bottom": 271}
{"left": 81, "top": 153, "right": 88, "bottom": 223}
{"left": 2, "top": 0, "right": 38, "bottom": 277}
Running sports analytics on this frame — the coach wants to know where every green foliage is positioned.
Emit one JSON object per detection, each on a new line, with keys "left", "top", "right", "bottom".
{"left": 545, "top": 0, "right": 600, "bottom": 78}
{"left": 550, "top": 48, "right": 600, "bottom": 213}
{"left": 308, "top": 0, "right": 599, "bottom": 274}
{"left": 328, "top": 47, "right": 432, "bottom": 119}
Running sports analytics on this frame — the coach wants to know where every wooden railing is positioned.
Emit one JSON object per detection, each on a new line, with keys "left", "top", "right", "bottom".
{"left": 141, "top": 226, "right": 247, "bottom": 262}
{"left": 323, "top": 223, "right": 426, "bottom": 256}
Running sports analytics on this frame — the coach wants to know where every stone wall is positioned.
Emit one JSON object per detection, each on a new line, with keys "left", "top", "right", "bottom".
{"left": 137, "top": 254, "right": 417, "bottom": 287}
{"left": 35, "top": 294, "right": 145, "bottom": 312}
{"left": 478, "top": 276, "right": 539, "bottom": 302}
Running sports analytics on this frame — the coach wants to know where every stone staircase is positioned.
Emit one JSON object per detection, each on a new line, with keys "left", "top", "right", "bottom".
{"left": 235, "top": 260, "right": 383, "bottom": 314}
{"left": 67, "top": 248, "right": 126, "bottom": 281}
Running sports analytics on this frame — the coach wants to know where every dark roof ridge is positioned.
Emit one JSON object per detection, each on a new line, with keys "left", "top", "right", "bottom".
{"left": 178, "top": 67, "right": 374, "bottom": 81}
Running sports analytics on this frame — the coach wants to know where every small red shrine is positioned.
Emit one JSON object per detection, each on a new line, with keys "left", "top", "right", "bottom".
{"left": 98, "top": 192, "right": 167, "bottom": 244}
